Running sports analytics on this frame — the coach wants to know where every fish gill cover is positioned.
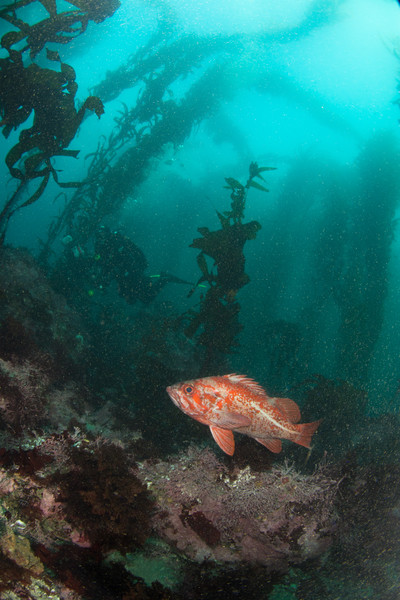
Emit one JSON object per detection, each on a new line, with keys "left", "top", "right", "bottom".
{"left": 0, "top": 0, "right": 399, "bottom": 599}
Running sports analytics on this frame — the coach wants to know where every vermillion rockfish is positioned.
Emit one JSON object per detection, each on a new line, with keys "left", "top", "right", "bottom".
{"left": 167, "top": 374, "right": 321, "bottom": 456}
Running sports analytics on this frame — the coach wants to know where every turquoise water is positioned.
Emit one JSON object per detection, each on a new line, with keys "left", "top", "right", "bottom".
{"left": 0, "top": 1, "right": 400, "bottom": 598}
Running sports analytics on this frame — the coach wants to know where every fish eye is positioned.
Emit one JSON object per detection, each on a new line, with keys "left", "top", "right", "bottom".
{"left": 185, "top": 385, "right": 193, "bottom": 394}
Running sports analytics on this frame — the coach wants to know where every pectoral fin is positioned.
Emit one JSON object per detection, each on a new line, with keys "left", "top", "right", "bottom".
{"left": 211, "top": 410, "right": 251, "bottom": 430}
{"left": 210, "top": 426, "right": 235, "bottom": 455}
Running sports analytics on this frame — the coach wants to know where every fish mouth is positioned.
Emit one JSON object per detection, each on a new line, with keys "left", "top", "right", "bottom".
{"left": 166, "top": 386, "right": 180, "bottom": 407}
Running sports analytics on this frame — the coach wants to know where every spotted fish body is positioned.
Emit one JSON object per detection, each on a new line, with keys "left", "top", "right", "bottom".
{"left": 166, "top": 374, "right": 321, "bottom": 456}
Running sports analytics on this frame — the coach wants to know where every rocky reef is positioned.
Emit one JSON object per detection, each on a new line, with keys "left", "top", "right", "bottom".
{"left": 141, "top": 446, "right": 338, "bottom": 570}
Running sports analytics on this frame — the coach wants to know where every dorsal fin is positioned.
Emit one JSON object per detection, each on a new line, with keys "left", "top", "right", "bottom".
{"left": 223, "top": 374, "right": 268, "bottom": 396}
{"left": 210, "top": 426, "right": 235, "bottom": 455}
{"left": 269, "top": 397, "right": 301, "bottom": 423}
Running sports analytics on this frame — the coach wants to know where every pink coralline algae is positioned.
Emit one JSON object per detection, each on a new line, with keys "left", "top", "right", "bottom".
{"left": 140, "top": 446, "right": 339, "bottom": 571}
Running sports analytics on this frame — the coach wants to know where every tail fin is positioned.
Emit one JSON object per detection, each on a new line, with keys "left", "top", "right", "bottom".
{"left": 294, "top": 419, "right": 322, "bottom": 449}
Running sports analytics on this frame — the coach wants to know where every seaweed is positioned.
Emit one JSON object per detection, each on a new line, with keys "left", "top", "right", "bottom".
{"left": 332, "top": 133, "right": 400, "bottom": 386}
{"left": 0, "top": 0, "right": 118, "bottom": 241}
{"left": 0, "top": 55, "right": 104, "bottom": 239}
{"left": 40, "top": 40, "right": 242, "bottom": 257}
{"left": 185, "top": 162, "right": 275, "bottom": 372}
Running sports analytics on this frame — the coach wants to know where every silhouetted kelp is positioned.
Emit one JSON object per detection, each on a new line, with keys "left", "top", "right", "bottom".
{"left": 41, "top": 10, "right": 341, "bottom": 256}
{"left": 185, "top": 163, "right": 275, "bottom": 373}
{"left": 0, "top": 0, "right": 347, "bottom": 256}
{"left": 91, "top": 32, "right": 239, "bottom": 105}
{"left": 0, "top": 0, "right": 119, "bottom": 242}
{"left": 41, "top": 47, "right": 243, "bottom": 256}
{"left": 332, "top": 133, "right": 400, "bottom": 387}
{"left": 298, "top": 134, "right": 400, "bottom": 391}
{"left": 249, "top": 134, "right": 400, "bottom": 397}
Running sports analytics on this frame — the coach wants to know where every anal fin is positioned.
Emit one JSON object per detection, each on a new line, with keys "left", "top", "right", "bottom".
{"left": 256, "top": 437, "right": 282, "bottom": 453}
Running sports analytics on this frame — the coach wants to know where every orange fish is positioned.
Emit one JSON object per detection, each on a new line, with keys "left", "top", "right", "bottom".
{"left": 166, "top": 374, "right": 321, "bottom": 456}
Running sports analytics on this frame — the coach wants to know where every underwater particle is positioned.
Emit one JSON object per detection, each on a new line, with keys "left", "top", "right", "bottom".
{"left": 71, "top": 245, "right": 85, "bottom": 258}
{"left": 61, "top": 235, "right": 73, "bottom": 246}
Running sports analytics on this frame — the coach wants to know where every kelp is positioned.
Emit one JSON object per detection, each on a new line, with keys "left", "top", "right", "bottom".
{"left": 185, "top": 162, "right": 275, "bottom": 373}
{"left": 91, "top": 32, "right": 239, "bottom": 104}
{"left": 332, "top": 132, "right": 400, "bottom": 386}
{"left": 0, "top": 0, "right": 120, "bottom": 32}
{"left": 0, "top": 0, "right": 119, "bottom": 242}
{"left": 0, "top": 0, "right": 343, "bottom": 248}
{"left": 40, "top": 49, "right": 242, "bottom": 259}
{"left": 37, "top": 10, "right": 335, "bottom": 256}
